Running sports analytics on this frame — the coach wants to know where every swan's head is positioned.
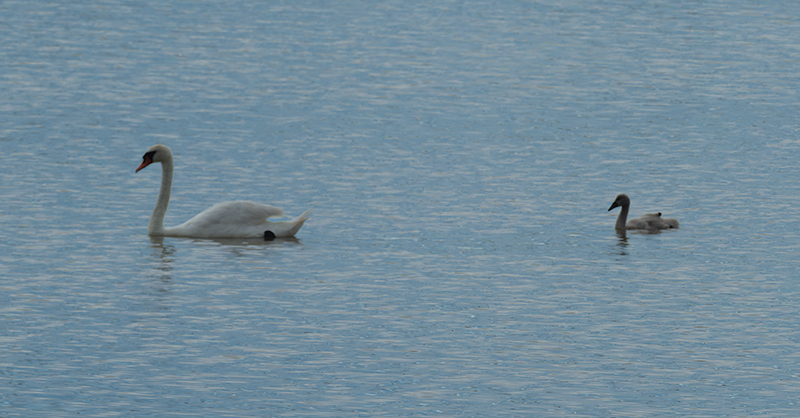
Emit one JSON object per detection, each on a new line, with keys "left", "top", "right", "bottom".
{"left": 608, "top": 193, "right": 631, "bottom": 211}
{"left": 136, "top": 144, "right": 173, "bottom": 172}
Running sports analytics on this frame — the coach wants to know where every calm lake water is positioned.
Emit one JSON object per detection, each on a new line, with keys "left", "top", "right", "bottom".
{"left": 3, "top": 0, "right": 800, "bottom": 416}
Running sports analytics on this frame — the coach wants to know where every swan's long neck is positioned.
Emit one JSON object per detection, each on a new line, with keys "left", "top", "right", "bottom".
{"left": 148, "top": 159, "right": 173, "bottom": 235}
{"left": 615, "top": 203, "right": 629, "bottom": 230}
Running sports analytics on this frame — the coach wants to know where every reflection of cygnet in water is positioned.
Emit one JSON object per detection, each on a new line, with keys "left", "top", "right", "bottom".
{"left": 608, "top": 194, "right": 679, "bottom": 230}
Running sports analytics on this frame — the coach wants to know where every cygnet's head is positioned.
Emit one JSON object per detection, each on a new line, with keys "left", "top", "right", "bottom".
{"left": 608, "top": 193, "right": 631, "bottom": 211}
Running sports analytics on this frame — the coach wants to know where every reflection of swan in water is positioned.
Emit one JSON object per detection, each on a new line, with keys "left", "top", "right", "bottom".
{"left": 608, "top": 194, "right": 679, "bottom": 230}
{"left": 136, "top": 144, "right": 311, "bottom": 240}
{"left": 147, "top": 236, "right": 176, "bottom": 286}
{"left": 202, "top": 236, "right": 302, "bottom": 247}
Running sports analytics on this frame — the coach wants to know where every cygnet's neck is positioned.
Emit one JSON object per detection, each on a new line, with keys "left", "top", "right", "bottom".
{"left": 148, "top": 159, "right": 173, "bottom": 235}
{"left": 615, "top": 203, "right": 629, "bottom": 230}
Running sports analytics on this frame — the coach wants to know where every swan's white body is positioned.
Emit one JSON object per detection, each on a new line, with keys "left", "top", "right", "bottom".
{"left": 136, "top": 144, "right": 310, "bottom": 239}
{"left": 608, "top": 193, "right": 679, "bottom": 230}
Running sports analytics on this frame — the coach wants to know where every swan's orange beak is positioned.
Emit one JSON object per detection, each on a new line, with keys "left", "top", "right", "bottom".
{"left": 136, "top": 156, "right": 152, "bottom": 173}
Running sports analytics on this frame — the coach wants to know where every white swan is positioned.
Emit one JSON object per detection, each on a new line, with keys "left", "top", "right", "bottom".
{"left": 136, "top": 144, "right": 311, "bottom": 239}
{"left": 608, "top": 193, "right": 679, "bottom": 230}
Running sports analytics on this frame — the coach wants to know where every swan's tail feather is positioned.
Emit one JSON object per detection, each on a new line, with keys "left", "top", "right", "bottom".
{"left": 294, "top": 208, "right": 312, "bottom": 223}
{"left": 285, "top": 208, "right": 312, "bottom": 237}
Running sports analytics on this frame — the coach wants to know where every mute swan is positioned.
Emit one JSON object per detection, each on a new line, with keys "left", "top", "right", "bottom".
{"left": 135, "top": 144, "right": 311, "bottom": 239}
{"left": 608, "top": 193, "right": 679, "bottom": 230}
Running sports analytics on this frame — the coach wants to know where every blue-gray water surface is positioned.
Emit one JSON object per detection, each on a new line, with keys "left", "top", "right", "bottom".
{"left": 3, "top": 1, "right": 800, "bottom": 416}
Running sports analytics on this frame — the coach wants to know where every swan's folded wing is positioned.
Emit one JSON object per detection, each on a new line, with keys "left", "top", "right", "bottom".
{"left": 210, "top": 201, "right": 284, "bottom": 225}
{"left": 176, "top": 200, "right": 284, "bottom": 229}
{"left": 234, "top": 201, "right": 285, "bottom": 222}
